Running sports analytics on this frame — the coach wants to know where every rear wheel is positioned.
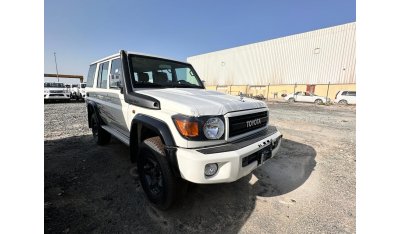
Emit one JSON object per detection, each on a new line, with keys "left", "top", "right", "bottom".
{"left": 91, "top": 114, "right": 111, "bottom": 145}
{"left": 138, "top": 136, "right": 187, "bottom": 210}
{"left": 338, "top": 99, "right": 348, "bottom": 105}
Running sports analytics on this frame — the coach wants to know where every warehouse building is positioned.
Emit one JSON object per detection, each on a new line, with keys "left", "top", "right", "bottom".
{"left": 187, "top": 22, "right": 356, "bottom": 100}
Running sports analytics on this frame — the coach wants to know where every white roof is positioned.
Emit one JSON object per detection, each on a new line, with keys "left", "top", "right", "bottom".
{"left": 90, "top": 51, "right": 190, "bottom": 65}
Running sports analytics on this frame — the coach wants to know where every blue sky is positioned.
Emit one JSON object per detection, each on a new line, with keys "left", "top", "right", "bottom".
{"left": 44, "top": 0, "right": 355, "bottom": 83}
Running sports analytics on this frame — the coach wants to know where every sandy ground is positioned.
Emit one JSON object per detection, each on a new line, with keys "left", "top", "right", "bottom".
{"left": 44, "top": 101, "right": 356, "bottom": 233}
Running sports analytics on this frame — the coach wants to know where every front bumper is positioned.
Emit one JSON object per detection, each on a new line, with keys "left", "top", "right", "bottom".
{"left": 176, "top": 126, "right": 282, "bottom": 184}
{"left": 44, "top": 93, "right": 70, "bottom": 99}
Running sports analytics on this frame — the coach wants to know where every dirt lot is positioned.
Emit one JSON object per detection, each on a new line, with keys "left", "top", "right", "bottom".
{"left": 44, "top": 101, "right": 355, "bottom": 233}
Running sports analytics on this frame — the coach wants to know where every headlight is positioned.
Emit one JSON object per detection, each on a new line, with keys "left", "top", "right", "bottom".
{"left": 172, "top": 115, "right": 225, "bottom": 140}
{"left": 44, "top": 90, "right": 49, "bottom": 93}
{"left": 203, "top": 117, "right": 224, "bottom": 139}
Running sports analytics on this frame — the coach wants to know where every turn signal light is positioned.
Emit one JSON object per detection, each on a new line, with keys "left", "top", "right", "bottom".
{"left": 174, "top": 119, "right": 199, "bottom": 137}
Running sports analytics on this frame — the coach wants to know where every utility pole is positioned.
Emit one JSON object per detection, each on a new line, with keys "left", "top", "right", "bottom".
{"left": 53, "top": 52, "right": 59, "bottom": 82}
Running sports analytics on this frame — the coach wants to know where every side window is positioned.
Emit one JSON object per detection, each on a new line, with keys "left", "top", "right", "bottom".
{"left": 109, "top": 59, "right": 121, "bottom": 89}
{"left": 348, "top": 91, "right": 356, "bottom": 96}
{"left": 97, "top": 61, "right": 110, "bottom": 89}
{"left": 342, "top": 91, "right": 348, "bottom": 96}
{"left": 86, "top": 64, "right": 97, "bottom": 87}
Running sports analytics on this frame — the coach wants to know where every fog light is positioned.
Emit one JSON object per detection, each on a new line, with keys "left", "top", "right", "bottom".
{"left": 205, "top": 163, "right": 218, "bottom": 176}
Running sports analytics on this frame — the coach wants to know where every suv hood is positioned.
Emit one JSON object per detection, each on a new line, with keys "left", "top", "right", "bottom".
{"left": 136, "top": 88, "right": 267, "bottom": 116}
{"left": 44, "top": 87, "right": 67, "bottom": 90}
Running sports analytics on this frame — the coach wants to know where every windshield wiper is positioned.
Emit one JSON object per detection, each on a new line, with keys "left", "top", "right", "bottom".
{"left": 171, "top": 83, "right": 200, "bottom": 88}
{"left": 134, "top": 82, "right": 166, "bottom": 88}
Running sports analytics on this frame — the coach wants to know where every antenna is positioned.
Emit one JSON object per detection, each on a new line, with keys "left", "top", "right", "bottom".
{"left": 53, "top": 52, "right": 59, "bottom": 82}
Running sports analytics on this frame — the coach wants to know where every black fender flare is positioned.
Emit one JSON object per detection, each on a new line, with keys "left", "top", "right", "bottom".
{"left": 131, "top": 114, "right": 180, "bottom": 177}
{"left": 86, "top": 100, "right": 102, "bottom": 128}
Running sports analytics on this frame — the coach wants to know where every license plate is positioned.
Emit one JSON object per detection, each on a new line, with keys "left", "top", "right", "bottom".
{"left": 260, "top": 147, "right": 272, "bottom": 164}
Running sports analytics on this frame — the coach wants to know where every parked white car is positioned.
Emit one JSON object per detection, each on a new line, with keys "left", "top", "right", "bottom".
{"left": 44, "top": 82, "right": 70, "bottom": 101}
{"left": 334, "top": 91, "right": 356, "bottom": 105}
{"left": 284, "top": 91, "right": 328, "bottom": 104}
{"left": 70, "top": 83, "right": 86, "bottom": 100}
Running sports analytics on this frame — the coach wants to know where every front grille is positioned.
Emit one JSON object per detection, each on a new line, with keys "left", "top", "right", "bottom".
{"left": 50, "top": 90, "right": 64, "bottom": 93}
{"left": 228, "top": 111, "right": 268, "bottom": 138}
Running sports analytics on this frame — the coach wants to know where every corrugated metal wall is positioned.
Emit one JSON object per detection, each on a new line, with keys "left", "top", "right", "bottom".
{"left": 187, "top": 22, "right": 356, "bottom": 85}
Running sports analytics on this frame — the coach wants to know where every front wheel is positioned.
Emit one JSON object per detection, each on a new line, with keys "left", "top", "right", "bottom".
{"left": 138, "top": 137, "right": 187, "bottom": 210}
{"left": 288, "top": 98, "right": 295, "bottom": 103}
{"left": 338, "top": 99, "right": 348, "bottom": 105}
{"left": 314, "top": 99, "right": 323, "bottom": 104}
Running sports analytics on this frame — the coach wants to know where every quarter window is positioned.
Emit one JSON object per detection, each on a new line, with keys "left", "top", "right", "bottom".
{"left": 97, "top": 61, "right": 109, "bottom": 89}
{"left": 109, "top": 59, "right": 121, "bottom": 89}
{"left": 86, "top": 64, "right": 97, "bottom": 87}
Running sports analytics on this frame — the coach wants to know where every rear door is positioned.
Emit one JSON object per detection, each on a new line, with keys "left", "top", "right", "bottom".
{"left": 94, "top": 61, "right": 111, "bottom": 124}
{"left": 105, "top": 58, "right": 130, "bottom": 136}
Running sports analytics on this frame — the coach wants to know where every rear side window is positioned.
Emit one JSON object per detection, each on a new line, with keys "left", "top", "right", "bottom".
{"left": 86, "top": 64, "right": 97, "bottom": 87}
{"left": 347, "top": 91, "right": 356, "bottom": 96}
{"left": 97, "top": 61, "right": 110, "bottom": 89}
{"left": 109, "top": 59, "right": 121, "bottom": 89}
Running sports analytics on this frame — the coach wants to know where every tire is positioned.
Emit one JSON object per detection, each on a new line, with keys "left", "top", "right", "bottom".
{"left": 288, "top": 98, "right": 295, "bottom": 103}
{"left": 338, "top": 99, "right": 348, "bottom": 105}
{"left": 314, "top": 99, "right": 323, "bottom": 104}
{"left": 91, "top": 113, "right": 111, "bottom": 145}
{"left": 138, "top": 136, "right": 187, "bottom": 210}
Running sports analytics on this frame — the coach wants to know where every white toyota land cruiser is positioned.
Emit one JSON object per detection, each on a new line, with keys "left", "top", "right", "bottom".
{"left": 85, "top": 50, "right": 282, "bottom": 209}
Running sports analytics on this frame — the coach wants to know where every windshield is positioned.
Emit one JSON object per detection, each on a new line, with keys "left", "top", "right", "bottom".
{"left": 129, "top": 55, "right": 204, "bottom": 89}
{"left": 44, "top": 82, "right": 65, "bottom": 88}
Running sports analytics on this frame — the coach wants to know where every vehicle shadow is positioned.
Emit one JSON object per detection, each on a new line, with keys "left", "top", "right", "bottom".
{"left": 44, "top": 99, "right": 84, "bottom": 104}
{"left": 253, "top": 138, "right": 317, "bottom": 197}
{"left": 44, "top": 135, "right": 316, "bottom": 233}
